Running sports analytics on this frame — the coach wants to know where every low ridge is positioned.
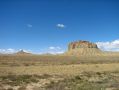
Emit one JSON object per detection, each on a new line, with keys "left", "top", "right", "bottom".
{"left": 15, "top": 50, "right": 31, "bottom": 55}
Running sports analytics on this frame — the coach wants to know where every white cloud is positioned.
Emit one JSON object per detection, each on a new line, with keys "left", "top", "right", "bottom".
{"left": 40, "top": 46, "right": 64, "bottom": 55}
{"left": 0, "top": 47, "right": 64, "bottom": 55}
{"left": 49, "top": 46, "right": 55, "bottom": 50}
{"left": 56, "top": 24, "right": 65, "bottom": 28}
{"left": 96, "top": 39, "right": 119, "bottom": 51}
{"left": 0, "top": 48, "right": 16, "bottom": 54}
{"left": 27, "top": 24, "right": 32, "bottom": 28}
{"left": 49, "top": 46, "right": 61, "bottom": 50}
{"left": 0, "top": 49, "right": 32, "bottom": 54}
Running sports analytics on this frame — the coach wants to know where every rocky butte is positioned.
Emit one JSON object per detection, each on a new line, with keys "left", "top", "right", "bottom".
{"left": 68, "top": 40, "right": 98, "bottom": 50}
{"left": 66, "top": 40, "right": 103, "bottom": 56}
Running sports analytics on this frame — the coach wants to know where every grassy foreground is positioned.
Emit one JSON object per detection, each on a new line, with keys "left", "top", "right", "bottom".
{"left": 0, "top": 55, "right": 119, "bottom": 90}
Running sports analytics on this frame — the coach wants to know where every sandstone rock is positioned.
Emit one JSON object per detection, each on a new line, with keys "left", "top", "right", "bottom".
{"left": 66, "top": 40, "right": 102, "bottom": 56}
{"left": 68, "top": 40, "right": 98, "bottom": 51}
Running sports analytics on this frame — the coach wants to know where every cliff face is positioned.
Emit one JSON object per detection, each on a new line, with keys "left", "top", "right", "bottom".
{"left": 66, "top": 40, "right": 102, "bottom": 56}
{"left": 68, "top": 40, "right": 98, "bottom": 51}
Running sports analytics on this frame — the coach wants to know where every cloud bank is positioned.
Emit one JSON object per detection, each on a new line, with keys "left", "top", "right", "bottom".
{"left": 96, "top": 39, "right": 119, "bottom": 51}
{"left": 0, "top": 48, "right": 16, "bottom": 54}
{"left": 0, "top": 47, "right": 65, "bottom": 55}
{"left": 0, "top": 49, "right": 31, "bottom": 54}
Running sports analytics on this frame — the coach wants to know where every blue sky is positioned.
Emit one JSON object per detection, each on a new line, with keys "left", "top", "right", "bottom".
{"left": 0, "top": 0, "right": 119, "bottom": 54}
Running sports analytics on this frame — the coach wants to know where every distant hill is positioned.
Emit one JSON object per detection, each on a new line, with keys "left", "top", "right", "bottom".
{"left": 15, "top": 50, "right": 32, "bottom": 55}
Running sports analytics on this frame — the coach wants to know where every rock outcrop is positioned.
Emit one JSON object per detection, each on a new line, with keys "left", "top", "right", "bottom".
{"left": 68, "top": 40, "right": 98, "bottom": 51}
{"left": 66, "top": 40, "right": 102, "bottom": 56}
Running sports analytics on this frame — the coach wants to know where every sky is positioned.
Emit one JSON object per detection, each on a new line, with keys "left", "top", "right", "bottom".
{"left": 0, "top": 0, "right": 119, "bottom": 54}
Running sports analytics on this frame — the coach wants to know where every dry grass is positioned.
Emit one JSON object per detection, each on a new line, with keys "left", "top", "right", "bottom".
{"left": 0, "top": 55, "right": 119, "bottom": 67}
{"left": 0, "top": 55, "right": 119, "bottom": 90}
{"left": 0, "top": 71, "right": 119, "bottom": 90}
{"left": 0, "top": 55, "right": 119, "bottom": 76}
{"left": 0, "top": 63, "right": 119, "bottom": 76}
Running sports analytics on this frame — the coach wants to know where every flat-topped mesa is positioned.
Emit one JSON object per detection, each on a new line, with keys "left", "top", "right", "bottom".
{"left": 66, "top": 40, "right": 102, "bottom": 56}
{"left": 68, "top": 40, "right": 98, "bottom": 51}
